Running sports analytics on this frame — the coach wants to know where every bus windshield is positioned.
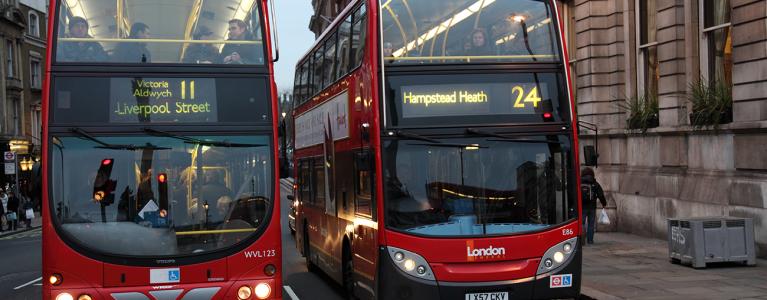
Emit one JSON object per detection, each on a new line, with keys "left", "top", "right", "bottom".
{"left": 380, "top": 0, "right": 560, "bottom": 64}
{"left": 383, "top": 135, "right": 575, "bottom": 237}
{"left": 55, "top": 0, "right": 265, "bottom": 65}
{"left": 50, "top": 135, "right": 273, "bottom": 257}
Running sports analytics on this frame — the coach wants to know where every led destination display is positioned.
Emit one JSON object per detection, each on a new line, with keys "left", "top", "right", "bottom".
{"left": 109, "top": 78, "right": 218, "bottom": 123}
{"left": 400, "top": 82, "right": 550, "bottom": 119}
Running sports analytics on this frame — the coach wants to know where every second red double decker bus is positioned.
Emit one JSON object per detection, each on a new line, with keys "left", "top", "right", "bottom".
{"left": 292, "top": 0, "right": 582, "bottom": 299}
{"left": 43, "top": 0, "right": 283, "bottom": 299}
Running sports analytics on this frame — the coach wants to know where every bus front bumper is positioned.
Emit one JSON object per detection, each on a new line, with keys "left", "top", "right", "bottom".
{"left": 377, "top": 247, "right": 582, "bottom": 300}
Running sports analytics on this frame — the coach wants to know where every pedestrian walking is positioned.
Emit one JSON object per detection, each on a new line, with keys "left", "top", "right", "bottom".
{"left": 581, "top": 167, "right": 607, "bottom": 244}
{"left": 6, "top": 190, "right": 19, "bottom": 231}
{"left": 22, "top": 194, "right": 34, "bottom": 229}
{"left": 0, "top": 189, "right": 6, "bottom": 232}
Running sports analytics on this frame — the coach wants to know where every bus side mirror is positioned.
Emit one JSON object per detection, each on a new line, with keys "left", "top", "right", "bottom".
{"left": 583, "top": 145, "right": 599, "bottom": 167}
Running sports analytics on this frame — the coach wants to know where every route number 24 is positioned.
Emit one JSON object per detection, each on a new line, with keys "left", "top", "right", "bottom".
{"left": 512, "top": 86, "right": 541, "bottom": 108}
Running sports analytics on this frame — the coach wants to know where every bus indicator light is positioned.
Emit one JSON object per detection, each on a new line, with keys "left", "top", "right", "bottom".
{"left": 543, "top": 112, "right": 553, "bottom": 120}
{"left": 49, "top": 274, "right": 63, "bottom": 285}
{"left": 416, "top": 265, "right": 427, "bottom": 275}
{"left": 264, "top": 264, "right": 277, "bottom": 276}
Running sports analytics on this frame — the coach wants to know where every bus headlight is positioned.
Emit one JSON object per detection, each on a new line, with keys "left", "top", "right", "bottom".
{"left": 237, "top": 285, "right": 252, "bottom": 299}
{"left": 387, "top": 246, "right": 435, "bottom": 281}
{"left": 56, "top": 293, "right": 74, "bottom": 300}
{"left": 537, "top": 237, "right": 578, "bottom": 275}
{"left": 77, "top": 294, "right": 93, "bottom": 300}
{"left": 553, "top": 251, "right": 565, "bottom": 263}
{"left": 255, "top": 282, "right": 271, "bottom": 299}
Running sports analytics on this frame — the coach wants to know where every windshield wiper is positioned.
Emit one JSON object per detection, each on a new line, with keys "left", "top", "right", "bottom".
{"left": 143, "top": 128, "right": 268, "bottom": 148}
{"left": 390, "top": 130, "right": 441, "bottom": 144}
{"left": 466, "top": 128, "right": 563, "bottom": 145}
{"left": 70, "top": 128, "right": 170, "bottom": 150}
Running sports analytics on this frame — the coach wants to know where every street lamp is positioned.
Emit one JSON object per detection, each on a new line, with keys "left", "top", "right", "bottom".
{"left": 20, "top": 158, "right": 33, "bottom": 172}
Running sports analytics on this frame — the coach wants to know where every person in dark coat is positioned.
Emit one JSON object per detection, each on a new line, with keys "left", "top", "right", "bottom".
{"left": 56, "top": 16, "right": 108, "bottom": 62}
{"left": 220, "top": 19, "right": 262, "bottom": 64}
{"left": 6, "top": 191, "right": 19, "bottom": 231}
{"left": 182, "top": 26, "right": 219, "bottom": 64}
{"left": 113, "top": 22, "right": 152, "bottom": 63}
{"left": 22, "top": 196, "right": 34, "bottom": 229}
{"left": 465, "top": 28, "right": 496, "bottom": 56}
{"left": 581, "top": 167, "right": 607, "bottom": 244}
{"left": 0, "top": 190, "right": 5, "bottom": 232}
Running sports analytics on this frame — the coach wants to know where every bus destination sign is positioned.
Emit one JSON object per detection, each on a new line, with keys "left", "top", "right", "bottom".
{"left": 110, "top": 78, "right": 218, "bottom": 123}
{"left": 400, "top": 82, "right": 549, "bottom": 119}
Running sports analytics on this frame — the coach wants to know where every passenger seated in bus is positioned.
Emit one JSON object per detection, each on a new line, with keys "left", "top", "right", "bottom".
{"left": 382, "top": 42, "right": 399, "bottom": 64}
{"left": 112, "top": 22, "right": 153, "bottom": 63}
{"left": 465, "top": 28, "right": 496, "bottom": 57}
{"left": 57, "top": 17, "right": 108, "bottom": 62}
{"left": 182, "top": 26, "right": 219, "bottom": 64}
{"left": 200, "top": 170, "right": 233, "bottom": 223}
{"left": 221, "top": 19, "right": 262, "bottom": 64}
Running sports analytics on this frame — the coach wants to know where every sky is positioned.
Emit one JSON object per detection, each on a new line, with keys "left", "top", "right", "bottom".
{"left": 273, "top": 0, "right": 315, "bottom": 93}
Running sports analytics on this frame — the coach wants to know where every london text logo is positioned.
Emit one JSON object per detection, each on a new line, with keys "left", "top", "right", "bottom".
{"left": 466, "top": 242, "right": 506, "bottom": 261}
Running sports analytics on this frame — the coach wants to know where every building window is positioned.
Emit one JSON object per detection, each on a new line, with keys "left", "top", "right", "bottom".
{"left": 30, "top": 58, "right": 41, "bottom": 89}
{"left": 28, "top": 12, "right": 39, "bottom": 37}
{"left": 701, "top": 0, "right": 732, "bottom": 87}
{"left": 31, "top": 104, "right": 41, "bottom": 146}
{"left": 10, "top": 98, "right": 21, "bottom": 136}
{"left": 6, "top": 40, "right": 14, "bottom": 78}
{"left": 638, "top": 0, "right": 659, "bottom": 100}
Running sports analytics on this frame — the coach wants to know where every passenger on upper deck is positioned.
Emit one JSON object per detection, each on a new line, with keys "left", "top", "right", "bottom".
{"left": 465, "top": 28, "right": 496, "bottom": 57}
{"left": 113, "top": 22, "right": 153, "bottom": 63}
{"left": 182, "top": 26, "right": 219, "bottom": 64}
{"left": 56, "top": 17, "right": 108, "bottom": 62}
{"left": 221, "top": 19, "right": 262, "bottom": 64}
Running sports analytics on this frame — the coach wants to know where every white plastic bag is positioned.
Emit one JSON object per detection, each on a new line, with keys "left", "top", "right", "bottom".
{"left": 598, "top": 208, "right": 610, "bottom": 225}
{"left": 25, "top": 208, "right": 34, "bottom": 220}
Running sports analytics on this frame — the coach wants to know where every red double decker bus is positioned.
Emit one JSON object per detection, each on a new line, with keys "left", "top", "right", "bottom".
{"left": 292, "top": 0, "right": 581, "bottom": 299}
{"left": 43, "top": 0, "right": 283, "bottom": 299}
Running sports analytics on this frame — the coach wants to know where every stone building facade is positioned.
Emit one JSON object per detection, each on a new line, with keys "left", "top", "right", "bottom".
{"left": 561, "top": 0, "right": 767, "bottom": 256}
{"left": 309, "top": 0, "right": 351, "bottom": 37}
{"left": 0, "top": 0, "right": 46, "bottom": 189}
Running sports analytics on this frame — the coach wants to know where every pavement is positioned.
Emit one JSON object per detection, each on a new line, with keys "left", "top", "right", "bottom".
{"left": 0, "top": 212, "right": 43, "bottom": 239}
{"left": 581, "top": 232, "right": 767, "bottom": 300}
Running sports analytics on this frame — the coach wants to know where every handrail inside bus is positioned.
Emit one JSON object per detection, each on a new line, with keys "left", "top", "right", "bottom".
{"left": 269, "top": 0, "right": 280, "bottom": 62}
{"left": 58, "top": 38, "right": 263, "bottom": 44}
{"left": 175, "top": 228, "right": 258, "bottom": 236}
{"left": 384, "top": 54, "right": 556, "bottom": 60}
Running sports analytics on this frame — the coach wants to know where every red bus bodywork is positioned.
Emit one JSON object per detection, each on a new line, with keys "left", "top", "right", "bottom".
{"left": 41, "top": 1, "right": 283, "bottom": 299}
{"left": 293, "top": 0, "right": 582, "bottom": 299}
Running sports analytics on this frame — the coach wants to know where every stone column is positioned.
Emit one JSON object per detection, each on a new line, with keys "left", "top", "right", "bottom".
{"left": 573, "top": 0, "right": 627, "bottom": 130}
{"left": 731, "top": 0, "right": 767, "bottom": 122}
{"left": 656, "top": 0, "right": 688, "bottom": 127}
